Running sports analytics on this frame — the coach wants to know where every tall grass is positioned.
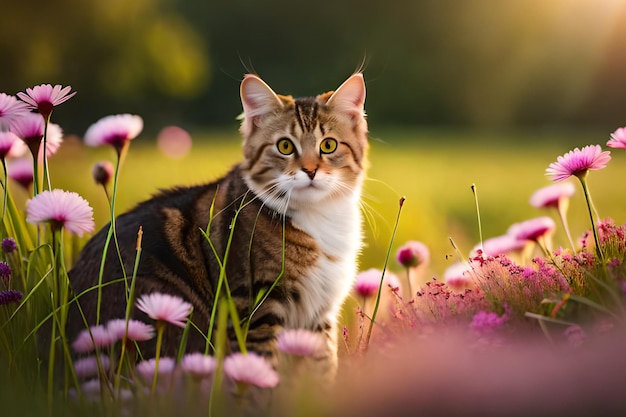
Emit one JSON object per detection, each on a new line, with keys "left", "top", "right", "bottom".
{"left": 49, "top": 127, "right": 626, "bottom": 279}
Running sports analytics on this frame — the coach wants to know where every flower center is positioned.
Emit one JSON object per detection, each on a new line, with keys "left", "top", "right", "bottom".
{"left": 37, "top": 101, "right": 54, "bottom": 119}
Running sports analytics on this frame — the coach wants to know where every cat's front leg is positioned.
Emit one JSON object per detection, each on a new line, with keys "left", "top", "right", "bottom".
{"left": 238, "top": 312, "right": 283, "bottom": 366}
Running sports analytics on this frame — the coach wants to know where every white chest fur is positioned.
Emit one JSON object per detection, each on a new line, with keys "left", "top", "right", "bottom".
{"left": 285, "top": 193, "right": 362, "bottom": 329}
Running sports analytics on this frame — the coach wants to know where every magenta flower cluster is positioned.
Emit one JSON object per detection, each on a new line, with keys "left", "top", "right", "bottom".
{"left": 351, "top": 125, "right": 626, "bottom": 347}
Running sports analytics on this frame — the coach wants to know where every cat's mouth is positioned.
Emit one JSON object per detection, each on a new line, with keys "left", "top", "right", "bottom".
{"left": 300, "top": 179, "right": 319, "bottom": 190}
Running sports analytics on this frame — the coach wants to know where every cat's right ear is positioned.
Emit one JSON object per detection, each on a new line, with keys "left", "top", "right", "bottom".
{"left": 240, "top": 74, "right": 283, "bottom": 133}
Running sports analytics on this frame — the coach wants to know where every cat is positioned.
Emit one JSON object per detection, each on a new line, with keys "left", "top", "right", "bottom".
{"left": 67, "top": 73, "right": 368, "bottom": 381}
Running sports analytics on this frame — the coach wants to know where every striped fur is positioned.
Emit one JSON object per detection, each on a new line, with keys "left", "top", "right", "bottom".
{"left": 68, "top": 74, "right": 368, "bottom": 381}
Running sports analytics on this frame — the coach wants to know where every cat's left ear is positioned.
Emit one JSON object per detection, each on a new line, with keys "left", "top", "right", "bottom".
{"left": 325, "top": 73, "right": 366, "bottom": 124}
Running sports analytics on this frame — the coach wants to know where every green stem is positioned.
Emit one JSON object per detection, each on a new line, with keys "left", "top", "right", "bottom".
{"left": 578, "top": 176, "right": 604, "bottom": 262}
{"left": 363, "top": 197, "right": 405, "bottom": 352}
{"left": 114, "top": 227, "right": 143, "bottom": 390}
{"left": 42, "top": 114, "right": 52, "bottom": 191}
{"left": 96, "top": 147, "right": 128, "bottom": 324}
{"left": 151, "top": 321, "right": 165, "bottom": 395}
{"left": 0, "top": 159, "right": 7, "bottom": 223}
{"left": 556, "top": 197, "right": 576, "bottom": 253}
{"left": 471, "top": 184, "right": 484, "bottom": 253}
{"left": 208, "top": 300, "right": 229, "bottom": 417}
{"left": 404, "top": 266, "right": 413, "bottom": 300}
{"left": 203, "top": 195, "right": 250, "bottom": 354}
{"left": 47, "top": 318, "right": 56, "bottom": 414}
{"left": 30, "top": 145, "right": 40, "bottom": 197}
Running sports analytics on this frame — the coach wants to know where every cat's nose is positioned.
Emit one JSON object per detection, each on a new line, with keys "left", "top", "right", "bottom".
{"left": 302, "top": 167, "right": 317, "bottom": 180}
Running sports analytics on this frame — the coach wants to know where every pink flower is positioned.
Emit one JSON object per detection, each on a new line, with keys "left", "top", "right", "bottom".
{"left": 7, "top": 158, "right": 33, "bottom": 189}
{"left": 474, "top": 234, "right": 527, "bottom": 257}
{"left": 106, "top": 319, "right": 155, "bottom": 342}
{"left": 470, "top": 310, "right": 508, "bottom": 336}
{"left": 0, "top": 93, "right": 30, "bottom": 128}
{"left": 136, "top": 293, "right": 192, "bottom": 328}
{"left": 26, "top": 189, "right": 95, "bottom": 236}
{"left": 443, "top": 262, "right": 473, "bottom": 290}
{"left": 277, "top": 329, "right": 325, "bottom": 357}
{"left": 0, "top": 131, "right": 21, "bottom": 159}
{"left": 180, "top": 353, "right": 217, "bottom": 378}
{"left": 10, "top": 113, "right": 44, "bottom": 155}
{"left": 74, "top": 355, "right": 110, "bottom": 380}
{"left": 354, "top": 269, "right": 381, "bottom": 298}
{"left": 136, "top": 357, "right": 177, "bottom": 384}
{"left": 353, "top": 268, "right": 400, "bottom": 298}
{"left": 546, "top": 145, "right": 611, "bottom": 181}
{"left": 10, "top": 122, "right": 64, "bottom": 160}
{"left": 508, "top": 217, "right": 556, "bottom": 242}
{"left": 84, "top": 114, "right": 143, "bottom": 152}
{"left": 529, "top": 182, "right": 576, "bottom": 209}
{"left": 223, "top": 353, "right": 279, "bottom": 389}
{"left": 72, "top": 325, "right": 115, "bottom": 353}
{"left": 607, "top": 127, "right": 626, "bottom": 149}
{"left": 396, "top": 240, "right": 430, "bottom": 268}
{"left": 17, "top": 84, "right": 76, "bottom": 118}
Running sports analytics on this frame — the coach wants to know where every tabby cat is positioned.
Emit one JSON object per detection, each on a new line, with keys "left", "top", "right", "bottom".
{"left": 68, "top": 73, "right": 368, "bottom": 380}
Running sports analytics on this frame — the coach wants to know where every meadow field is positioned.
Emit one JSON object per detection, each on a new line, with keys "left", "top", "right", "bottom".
{"left": 3, "top": 125, "right": 626, "bottom": 416}
{"left": 45, "top": 126, "right": 626, "bottom": 282}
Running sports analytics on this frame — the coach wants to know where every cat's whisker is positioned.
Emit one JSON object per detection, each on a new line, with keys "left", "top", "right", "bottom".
{"left": 323, "top": 179, "right": 385, "bottom": 237}
{"left": 359, "top": 199, "right": 387, "bottom": 238}
{"left": 363, "top": 176, "right": 400, "bottom": 196}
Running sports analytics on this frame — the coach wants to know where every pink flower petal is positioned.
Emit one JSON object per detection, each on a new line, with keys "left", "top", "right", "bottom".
{"left": 546, "top": 145, "right": 611, "bottom": 181}
{"left": 136, "top": 293, "right": 192, "bottom": 328}
{"left": 277, "top": 329, "right": 325, "bottom": 357}
{"left": 181, "top": 353, "right": 217, "bottom": 378}
{"left": 529, "top": 182, "right": 576, "bottom": 209}
{"left": 443, "top": 262, "right": 473, "bottom": 290}
{"left": 74, "top": 355, "right": 110, "bottom": 379}
{"left": 26, "top": 189, "right": 95, "bottom": 236}
{"left": 396, "top": 240, "right": 430, "bottom": 268}
{"left": 0, "top": 131, "right": 20, "bottom": 159}
{"left": 474, "top": 234, "right": 527, "bottom": 257}
{"left": 0, "top": 93, "right": 30, "bottom": 128}
{"left": 508, "top": 217, "right": 556, "bottom": 242}
{"left": 17, "top": 84, "right": 76, "bottom": 115}
{"left": 10, "top": 113, "right": 44, "bottom": 144}
{"left": 353, "top": 268, "right": 400, "bottom": 298}
{"left": 223, "top": 352, "right": 279, "bottom": 388}
{"left": 106, "top": 318, "right": 155, "bottom": 342}
{"left": 7, "top": 158, "right": 33, "bottom": 189}
{"left": 607, "top": 127, "right": 626, "bottom": 149}
{"left": 72, "top": 325, "right": 115, "bottom": 353}
{"left": 136, "top": 357, "right": 177, "bottom": 383}
{"left": 84, "top": 114, "right": 143, "bottom": 149}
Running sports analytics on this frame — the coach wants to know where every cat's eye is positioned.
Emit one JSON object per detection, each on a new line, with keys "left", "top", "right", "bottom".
{"left": 276, "top": 138, "right": 295, "bottom": 155}
{"left": 320, "top": 138, "right": 338, "bottom": 154}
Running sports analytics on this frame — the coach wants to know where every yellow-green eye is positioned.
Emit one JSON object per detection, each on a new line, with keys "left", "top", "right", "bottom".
{"left": 277, "top": 138, "right": 295, "bottom": 155}
{"left": 320, "top": 138, "right": 338, "bottom": 154}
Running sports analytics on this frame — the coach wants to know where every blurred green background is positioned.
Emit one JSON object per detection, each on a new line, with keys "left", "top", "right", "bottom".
{"left": 4, "top": 0, "right": 626, "bottom": 279}
{"left": 3, "top": 0, "right": 626, "bottom": 132}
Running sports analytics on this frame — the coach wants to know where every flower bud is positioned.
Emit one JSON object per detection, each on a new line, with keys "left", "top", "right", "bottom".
{"left": 92, "top": 161, "right": 114, "bottom": 187}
